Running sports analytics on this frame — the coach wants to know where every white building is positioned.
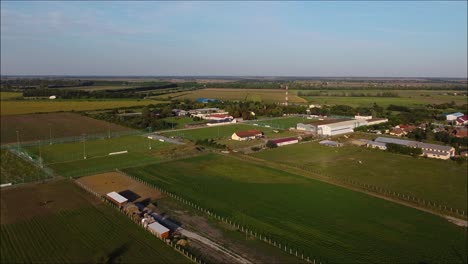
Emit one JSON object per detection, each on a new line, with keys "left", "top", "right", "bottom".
{"left": 231, "top": 130, "right": 263, "bottom": 141}
{"left": 446, "top": 112, "right": 464, "bottom": 121}
{"left": 354, "top": 115, "right": 373, "bottom": 120}
{"left": 268, "top": 137, "right": 298, "bottom": 147}
{"left": 374, "top": 137, "right": 455, "bottom": 160}
{"left": 147, "top": 222, "right": 170, "bottom": 239}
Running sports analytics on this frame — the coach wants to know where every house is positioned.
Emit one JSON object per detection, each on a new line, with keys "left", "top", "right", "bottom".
{"left": 446, "top": 112, "right": 464, "bottom": 121}
{"left": 389, "top": 128, "right": 406, "bottom": 137}
{"left": 147, "top": 222, "right": 170, "bottom": 239}
{"left": 172, "top": 109, "right": 187, "bottom": 117}
{"left": 361, "top": 139, "right": 387, "bottom": 150}
{"left": 268, "top": 137, "right": 298, "bottom": 147}
{"left": 452, "top": 127, "right": 468, "bottom": 138}
{"left": 205, "top": 114, "right": 233, "bottom": 121}
{"left": 318, "top": 140, "right": 342, "bottom": 147}
{"left": 374, "top": 137, "right": 455, "bottom": 160}
{"left": 106, "top": 192, "right": 128, "bottom": 207}
{"left": 456, "top": 115, "right": 468, "bottom": 125}
{"left": 460, "top": 151, "right": 468, "bottom": 157}
{"left": 231, "top": 130, "right": 263, "bottom": 141}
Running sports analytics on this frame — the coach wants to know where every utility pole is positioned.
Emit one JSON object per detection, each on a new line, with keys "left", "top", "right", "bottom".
{"left": 82, "top": 134, "right": 87, "bottom": 159}
{"left": 16, "top": 129, "right": 20, "bottom": 151}
{"left": 49, "top": 125, "right": 52, "bottom": 145}
{"left": 108, "top": 123, "right": 111, "bottom": 139}
{"left": 148, "top": 136, "right": 152, "bottom": 150}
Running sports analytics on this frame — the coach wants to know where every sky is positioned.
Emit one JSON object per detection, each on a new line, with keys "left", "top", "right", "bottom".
{"left": 1, "top": 1, "right": 467, "bottom": 77}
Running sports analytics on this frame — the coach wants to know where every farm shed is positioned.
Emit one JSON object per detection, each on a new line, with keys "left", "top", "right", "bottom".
{"left": 268, "top": 137, "right": 299, "bottom": 147}
{"left": 231, "top": 130, "right": 263, "bottom": 141}
{"left": 374, "top": 137, "right": 455, "bottom": 160}
{"left": 106, "top": 192, "right": 128, "bottom": 206}
{"left": 147, "top": 222, "right": 170, "bottom": 239}
{"left": 319, "top": 140, "right": 342, "bottom": 147}
{"left": 445, "top": 112, "right": 464, "bottom": 121}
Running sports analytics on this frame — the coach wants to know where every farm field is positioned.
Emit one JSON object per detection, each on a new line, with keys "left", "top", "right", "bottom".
{"left": 299, "top": 89, "right": 467, "bottom": 107}
{"left": 0, "top": 150, "right": 51, "bottom": 185}
{"left": 162, "top": 124, "right": 283, "bottom": 141}
{"left": 155, "top": 88, "right": 307, "bottom": 103}
{"left": 0, "top": 92, "right": 22, "bottom": 100}
{"left": 1, "top": 112, "right": 134, "bottom": 145}
{"left": 124, "top": 154, "right": 467, "bottom": 263}
{"left": 252, "top": 142, "right": 468, "bottom": 211}
{"left": 0, "top": 99, "right": 166, "bottom": 116}
{"left": 0, "top": 180, "right": 189, "bottom": 263}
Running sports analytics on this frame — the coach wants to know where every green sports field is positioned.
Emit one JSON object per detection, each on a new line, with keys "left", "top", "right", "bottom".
{"left": 0, "top": 150, "right": 51, "bottom": 184}
{"left": 124, "top": 154, "right": 467, "bottom": 264}
{"left": 252, "top": 142, "right": 468, "bottom": 211}
{"left": 162, "top": 124, "right": 277, "bottom": 141}
{"left": 0, "top": 180, "right": 188, "bottom": 263}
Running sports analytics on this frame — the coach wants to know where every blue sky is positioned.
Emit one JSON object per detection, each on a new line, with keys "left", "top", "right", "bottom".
{"left": 1, "top": 1, "right": 466, "bottom": 77}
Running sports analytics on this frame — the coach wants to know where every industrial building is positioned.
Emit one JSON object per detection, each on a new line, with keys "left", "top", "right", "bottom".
{"left": 268, "top": 137, "right": 299, "bottom": 147}
{"left": 373, "top": 137, "right": 455, "bottom": 160}
{"left": 231, "top": 130, "right": 263, "bottom": 141}
{"left": 297, "top": 117, "right": 388, "bottom": 136}
{"left": 445, "top": 112, "right": 464, "bottom": 121}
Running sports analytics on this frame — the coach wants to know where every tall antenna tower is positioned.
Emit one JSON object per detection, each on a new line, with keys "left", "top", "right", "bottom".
{"left": 285, "top": 84, "right": 289, "bottom": 106}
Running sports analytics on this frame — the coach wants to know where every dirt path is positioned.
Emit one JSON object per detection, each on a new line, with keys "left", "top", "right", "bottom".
{"left": 180, "top": 229, "right": 253, "bottom": 264}
{"left": 226, "top": 153, "right": 468, "bottom": 228}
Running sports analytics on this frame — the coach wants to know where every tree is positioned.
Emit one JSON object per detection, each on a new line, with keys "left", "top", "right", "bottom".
{"left": 266, "top": 141, "right": 277, "bottom": 148}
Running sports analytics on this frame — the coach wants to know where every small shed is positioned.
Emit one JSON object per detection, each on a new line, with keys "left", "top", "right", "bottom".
{"left": 147, "top": 222, "right": 170, "bottom": 239}
{"left": 106, "top": 192, "right": 128, "bottom": 206}
{"left": 319, "top": 140, "right": 342, "bottom": 147}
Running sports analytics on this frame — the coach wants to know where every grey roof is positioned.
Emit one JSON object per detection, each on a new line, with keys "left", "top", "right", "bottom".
{"left": 367, "top": 141, "right": 387, "bottom": 147}
{"left": 374, "top": 137, "right": 453, "bottom": 152}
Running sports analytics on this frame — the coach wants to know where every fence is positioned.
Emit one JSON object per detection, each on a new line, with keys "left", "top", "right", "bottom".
{"left": 272, "top": 159, "right": 467, "bottom": 219}
{"left": 1, "top": 130, "right": 144, "bottom": 149}
{"left": 116, "top": 169, "right": 325, "bottom": 264}
{"left": 72, "top": 179, "right": 206, "bottom": 264}
{"left": 4, "top": 148, "right": 56, "bottom": 185}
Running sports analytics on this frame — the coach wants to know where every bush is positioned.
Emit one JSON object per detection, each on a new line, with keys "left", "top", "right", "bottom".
{"left": 251, "top": 146, "right": 261, "bottom": 152}
{"left": 266, "top": 141, "right": 278, "bottom": 148}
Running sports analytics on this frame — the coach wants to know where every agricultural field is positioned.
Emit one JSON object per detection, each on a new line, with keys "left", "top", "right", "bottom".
{"left": 154, "top": 88, "right": 307, "bottom": 103}
{"left": 300, "top": 89, "right": 467, "bottom": 107}
{"left": 0, "top": 180, "right": 189, "bottom": 263}
{"left": 0, "top": 150, "right": 51, "bottom": 185}
{"left": 0, "top": 92, "right": 22, "bottom": 100}
{"left": 0, "top": 99, "right": 166, "bottom": 116}
{"left": 253, "top": 142, "right": 468, "bottom": 211}
{"left": 1, "top": 112, "right": 134, "bottom": 145}
{"left": 124, "top": 154, "right": 467, "bottom": 263}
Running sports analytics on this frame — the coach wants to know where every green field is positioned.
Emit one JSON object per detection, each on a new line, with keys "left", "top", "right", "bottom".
{"left": 0, "top": 99, "right": 166, "bottom": 116}
{"left": 300, "top": 89, "right": 467, "bottom": 107}
{"left": 162, "top": 124, "right": 283, "bottom": 141}
{"left": 0, "top": 150, "right": 51, "bottom": 184}
{"left": 253, "top": 142, "right": 468, "bottom": 210}
{"left": 247, "top": 116, "right": 311, "bottom": 129}
{"left": 0, "top": 181, "right": 188, "bottom": 263}
{"left": 1, "top": 112, "right": 134, "bottom": 145}
{"left": 0, "top": 92, "right": 22, "bottom": 100}
{"left": 124, "top": 154, "right": 467, "bottom": 263}
{"left": 158, "top": 116, "right": 207, "bottom": 129}
{"left": 24, "top": 135, "right": 202, "bottom": 178}
{"left": 155, "top": 88, "right": 307, "bottom": 103}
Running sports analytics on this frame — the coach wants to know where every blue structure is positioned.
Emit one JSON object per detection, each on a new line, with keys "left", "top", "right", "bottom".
{"left": 196, "top": 98, "right": 220, "bottom": 103}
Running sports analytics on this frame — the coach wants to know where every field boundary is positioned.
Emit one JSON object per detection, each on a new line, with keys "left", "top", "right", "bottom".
{"left": 116, "top": 169, "right": 326, "bottom": 264}
{"left": 233, "top": 153, "right": 468, "bottom": 223}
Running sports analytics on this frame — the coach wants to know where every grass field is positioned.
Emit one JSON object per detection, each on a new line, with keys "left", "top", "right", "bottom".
{"left": 247, "top": 116, "right": 311, "bottom": 129}
{"left": 25, "top": 135, "right": 201, "bottom": 177}
{"left": 0, "top": 99, "right": 166, "bottom": 116}
{"left": 252, "top": 142, "right": 468, "bottom": 210}
{"left": 124, "top": 154, "right": 467, "bottom": 263}
{"left": 1, "top": 112, "right": 134, "bottom": 145}
{"left": 300, "top": 89, "right": 467, "bottom": 107}
{"left": 155, "top": 88, "right": 307, "bottom": 103}
{"left": 0, "top": 150, "right": 50, "bottom": 184}
{"left": 0, "top": 92, "right": 22, "bottom": 100}
{"left": 162, "top": 124, "right": 282, "bottom": 141}
{"left": 0, "top": 180, "right": 188, "bottom": 263}
{"left": 158, "top": 116, "right": 207, "bottom": 129}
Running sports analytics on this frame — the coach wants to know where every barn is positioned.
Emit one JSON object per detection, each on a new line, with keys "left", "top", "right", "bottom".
{"left": 268, "top": 137, "right": 299, "bottom": 147}
{"left": 231, "top": 130, "right": 263, "bottom": 141}
{"left": 106, "top": 192, "right": 128, "bottom": 207}
{"left": 147, "top": 222, "right": 170, "bottom": 239}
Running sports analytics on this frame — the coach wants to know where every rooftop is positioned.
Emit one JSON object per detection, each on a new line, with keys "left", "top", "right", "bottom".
{"left": 235, "top": 130, "right": 263, "bottom": 137}
{"left": 106, "top": 192, "right": 128, "bottom": 204}
{"left": 269, "top": 137, "right": 298, "bottom": 144}
{"left": 374, "top": 137, "right": 453, "bottom": 151}
{"left": 147, "top": 222, "right": 170, "bottom": 234}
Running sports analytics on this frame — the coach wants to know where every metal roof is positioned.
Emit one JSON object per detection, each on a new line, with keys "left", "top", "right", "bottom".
{"left": 374, "top": 137, "right": 453, "bottom": 151}
{"left": 148, "top": 222, "right": 170, "bottom": 234}
{"left": 106, "top": 192, "right": 128, "bottom": 204}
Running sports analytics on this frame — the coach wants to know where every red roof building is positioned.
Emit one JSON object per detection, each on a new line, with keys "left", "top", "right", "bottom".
{"left": 456, "top": 115, "right": 468, "bottom": 125}
{"left": 268, "top": 137, "right": 299, "bottom": 147}
{"left": 231, "top": 130, "right": 263, "bottom": 141}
